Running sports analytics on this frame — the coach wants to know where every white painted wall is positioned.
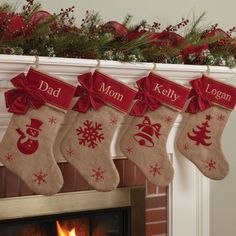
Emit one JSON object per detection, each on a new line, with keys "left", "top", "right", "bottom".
{"left": 210, "top": 78, "right": 236, "bottom": 236}
{"left": 4, "top": 1, "right": 236, "bottom": 235}
{"left": 8, "top": 0, "right": 236, "bottom": 28}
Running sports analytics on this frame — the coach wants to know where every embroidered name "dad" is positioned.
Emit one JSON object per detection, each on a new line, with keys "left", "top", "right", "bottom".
{"left": 154, "top": 83, "right": 180, "bottom": 102}
{"left": 205, "top": 83, "right": 231, "bottom": 102}
{"left": 38, "top": 80, "right": 61, "bottom": 98}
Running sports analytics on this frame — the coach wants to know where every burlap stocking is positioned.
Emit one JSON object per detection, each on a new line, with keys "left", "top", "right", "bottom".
{"left": 0, "top": 68, "right": 76, "bottom": 195}
{"left": 61, "top": 107, "right": 123, "bottom": 191}
{"left": 120, "top": 72, "right": 190, "bottom": 186}
{"left": 61, "top": 71, "right": 136, "bottom": 191}
{"left": 176, "top": 75, "right": 236, "bottom": 180}
{"left": 53, "top": 100, "right": 77, "bottom": 161}
{"left": 120, "top": 107, "right": 177, "bottom": 186}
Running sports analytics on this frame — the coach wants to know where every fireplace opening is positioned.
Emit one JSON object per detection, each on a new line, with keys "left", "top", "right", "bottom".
{"left": 0, "top": 207, "right": 131, "bottom": 236}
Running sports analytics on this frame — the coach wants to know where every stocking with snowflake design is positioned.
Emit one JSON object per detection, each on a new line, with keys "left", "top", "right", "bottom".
{"left": 53, "top": 98, "right": 78, "bottom": 161}
{"left": 60, "top": 70, "right": 137, "bottom": 191}
{"left": 176, "top": 75, "right": 236, "bottom": 180}
{"left": 119, "top": 72, "right": 191, "bottom": 186}
{"left": 0, "top": 68, "right": 76, "bottom": 195}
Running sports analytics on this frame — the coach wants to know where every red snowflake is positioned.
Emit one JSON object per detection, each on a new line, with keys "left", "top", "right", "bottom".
{"left": 125, "top": 146, "right": 133, "bottom": 154}
{"left": 48, "top": 116, "right": 56, "bottom": 125}
{"left": 206, "top": 159, "right": 216, "bottom": 171}
{"left": 76, "top": 120, "right": 104, "bottom": 149}
{"left": 66, "top": 148, "right": 74, "bottom": 157}
{"left": 149, "top": 163, "right": 161, "bottom": 176}
{"left": 91, "top": 167, "right": 105, "bottom": 181}
{"left": 4, "top": 153, "right": 13, "bottom": 162}
{"left": 164, "top": 116, "right": 173, "bottom": 124}
{"left": 110, "top": 117, "right": 118, "bottom": 126}
{"left": 217, "top": 114, "right": 225, "bottom": 121}
{"left": 33, "top": 170, "right": 47, "bottom": 185}
{"left": 183, "top": 144, "right": 189, "bottom": 151}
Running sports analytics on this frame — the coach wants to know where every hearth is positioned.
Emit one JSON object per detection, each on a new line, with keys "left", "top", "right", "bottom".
{"left": 0, "top": 207, "right": 130, "bottom": 236}
{"left": 0, "top": 188, "right": 145, "bottom": 236}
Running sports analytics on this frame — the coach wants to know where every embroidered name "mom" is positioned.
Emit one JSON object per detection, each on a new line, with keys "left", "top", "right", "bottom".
{"left": 99, "top": 82, "right": 124, "bottom": 102}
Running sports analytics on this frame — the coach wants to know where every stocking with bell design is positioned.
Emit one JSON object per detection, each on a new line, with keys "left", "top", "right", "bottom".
{"left": 119, "top": 72, "right": 190, "bottom": 186}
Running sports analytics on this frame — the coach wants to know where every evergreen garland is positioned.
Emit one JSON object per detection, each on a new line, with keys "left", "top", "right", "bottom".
{"left": 0, "top": 0, "right": 236, "bottom": 67}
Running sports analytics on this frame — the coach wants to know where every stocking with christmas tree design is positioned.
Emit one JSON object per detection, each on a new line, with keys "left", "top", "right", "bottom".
{"left": 176, "top": 75, "right": 236, "bottom": 180}
{"left": 60, "top": 70, "right": 137, "bottom": 191}
{"left": 0, "top": 68, "right": 76, "bottom": 195}
{"left": 119, "top": 72, "right": 190, "bottom": 186}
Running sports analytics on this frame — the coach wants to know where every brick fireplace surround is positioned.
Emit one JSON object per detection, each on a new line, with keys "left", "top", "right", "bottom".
{"left": 0, "top": 160, "right": 168, "bottom": 236}
{"left": 1, "top": 55, "right": 234, "bottom": 236}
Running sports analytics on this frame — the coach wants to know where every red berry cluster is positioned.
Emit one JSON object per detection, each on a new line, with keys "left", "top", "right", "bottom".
{"left": 22, "top": 0, "right": 36, "bottom": 17}
{"left": 165, "top": 18, "right": 189, "bottom": 32}
{"left": 59, "top": 6, "right": 75, "bottom": 27}
{"left": 227, "top": 27, "right": 236, "bottom": 37}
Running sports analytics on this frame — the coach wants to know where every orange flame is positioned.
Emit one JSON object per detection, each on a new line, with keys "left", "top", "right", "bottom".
{"left": 56, "top": 221, "right": 76, "bottom": 236}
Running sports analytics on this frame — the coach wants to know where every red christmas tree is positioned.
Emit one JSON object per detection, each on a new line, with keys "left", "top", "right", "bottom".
{"left": 188, "top": 115, "right": 212, "bottom": 146}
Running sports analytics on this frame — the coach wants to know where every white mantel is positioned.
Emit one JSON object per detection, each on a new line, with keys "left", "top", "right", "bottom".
{"left": 0, "top": 55, "right": 235, "bottom": 236}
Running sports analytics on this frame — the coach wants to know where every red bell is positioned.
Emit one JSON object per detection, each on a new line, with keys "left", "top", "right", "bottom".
{"left": 133, "top": 131, "right": 154, "bottom": 147}
{"left": 133, "top": 116, "right": 161, "bottom": 148}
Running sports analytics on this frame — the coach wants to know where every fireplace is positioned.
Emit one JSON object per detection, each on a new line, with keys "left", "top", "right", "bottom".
{"left": 0, "top": 55, "right": 223, "bottom": 236}
{"left": 0, "top": 207, "right": 130, "bottom": 236}
{"left": 0, "top": 187, "right": 145, "bottom": 236}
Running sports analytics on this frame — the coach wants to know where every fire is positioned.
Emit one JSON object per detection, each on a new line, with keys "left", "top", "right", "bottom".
{"left": 56, "top": 221, "right": 76, "bottom": 236}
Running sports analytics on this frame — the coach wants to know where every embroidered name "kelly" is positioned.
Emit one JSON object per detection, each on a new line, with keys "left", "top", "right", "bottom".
{"left": 154, "top": 83, "right": 180, "bottom": 102}
{"left": 99, "top": 82, "right": 124, "bottom": 102}
{"left": 38, "top": 80, "right": 61, "bottom": 98}
{"left": 205, "top": 83, "right": 231, "bottom": 102}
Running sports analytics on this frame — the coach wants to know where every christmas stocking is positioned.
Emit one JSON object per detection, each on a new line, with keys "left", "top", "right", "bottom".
{"left": 0, "top": 68, "right": 76, "bottom": 195}
{"left": 176, "top": 75, "right": 236, "bottom": 180}
{"left": 60, "top": 70, "right": 137, "bottom": 191}
{"left": 119, "top": 72, "right": 190, "bottom": 186}
{"left": 53, "top": 99, "right": 78, "bottom": 161}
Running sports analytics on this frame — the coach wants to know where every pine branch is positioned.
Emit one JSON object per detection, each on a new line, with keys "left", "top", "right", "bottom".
{"left": 185, "top": 12, "right": 207, "bottom": 42}
{"left": 122, "top": 14, "right": 133, "bottom": 26}
{"left": 195, "top": 32, "right": 225, "bottom": 47}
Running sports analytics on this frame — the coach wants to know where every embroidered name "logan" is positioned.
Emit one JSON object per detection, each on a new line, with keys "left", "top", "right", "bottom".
{"left": 205, "top": 83, "right": 231, "bottom": 102}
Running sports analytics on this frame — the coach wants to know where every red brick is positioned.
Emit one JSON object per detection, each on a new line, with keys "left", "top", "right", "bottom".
{"left": 123, "top": 159, "right": 136, "bottom": 186}
{"left": 146, "top": 222, "right": 167, "bottom": 235}
{"left": 135, "top": 166, "right": 146, "bottom": 186}
{"left": 114, "top": 159, "right": 124, "bottom": 187}
{"left": 75, "top": 171, "right": 91, "bottom": 191}
{"left": 58, "top": 163, "right": 65, "bottom": 193}
{"left": 146, "top": 181, "right": 157, "bottom": 195}
{"left": 5, "top": 169, "right": 19, "bottom": 197}
{"left": 20, "top": 180, "right": 34, "bottom": 196}
{"left": 158, "top": 186, "right": 168, "bottom": 194}
{"left": 146, "top": 209, "right": 167, "bottom": 223}
{"left": 145, "top": 196, "right": 167, "bottom": 209}
{"left": 62, "top": 163, "right": 76, "bottom": 192}
{"left": 0, "top": 167, "right": 5, "bottom": 197}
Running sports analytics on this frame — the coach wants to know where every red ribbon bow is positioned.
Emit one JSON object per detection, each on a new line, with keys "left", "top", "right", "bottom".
{"left": 72, "top": 72, "right": 104, "bottom": 112}
{"left": 5, "top": 73, "right": 45, "bottom": 115}
{"left": 186, "top": 76, "right": 212, "bottom": 113}
{"left": 130, "top": 75, "right": 162, "bottom": 116}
